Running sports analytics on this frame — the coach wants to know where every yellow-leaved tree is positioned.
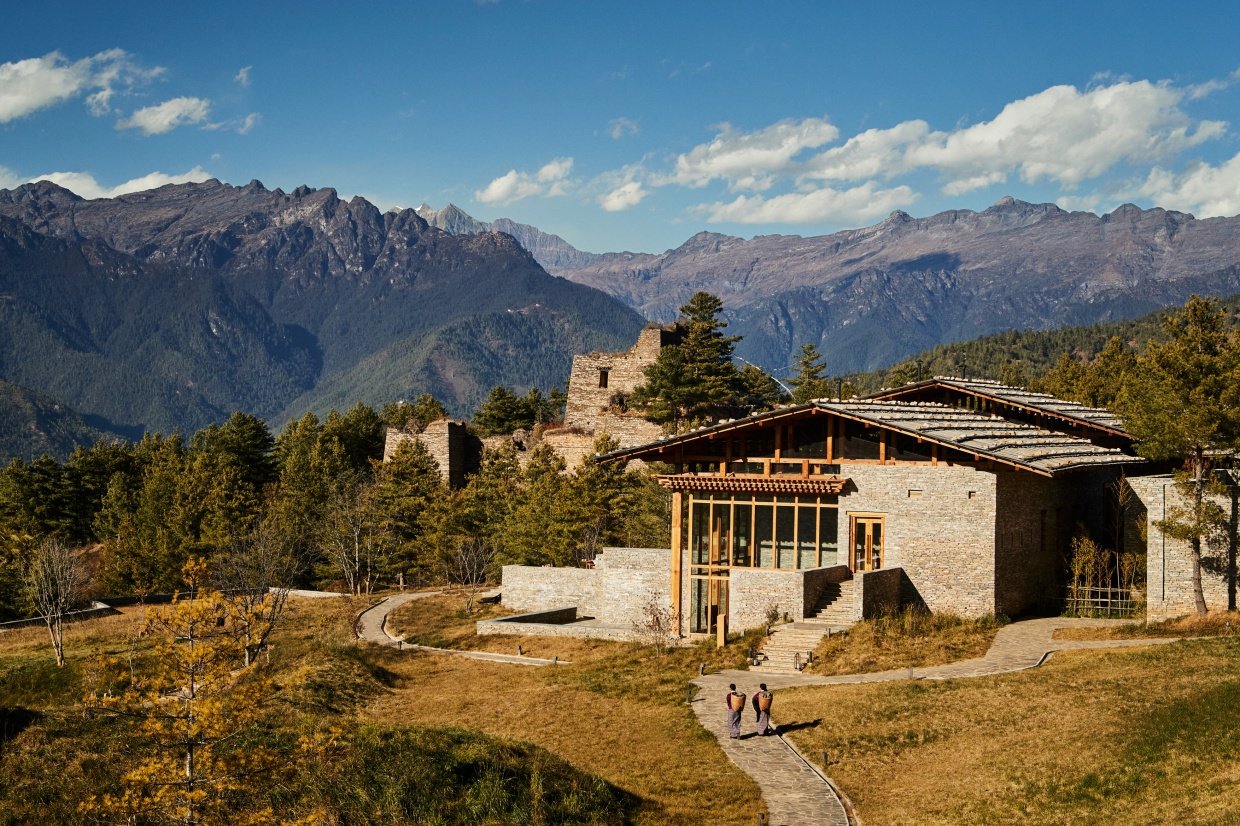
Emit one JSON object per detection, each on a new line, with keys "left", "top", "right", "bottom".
{"left": 83, "top": 559, "right": 285, "bottom": 825}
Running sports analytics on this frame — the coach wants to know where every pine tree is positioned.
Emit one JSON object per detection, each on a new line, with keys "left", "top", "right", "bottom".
{"left": 631, "top": 291, "right": 742, "bottom": 423}
{"left": 789, "top": 343, "right": 832, "bottom": 403}
{"left": 371, "top": 439, "right": 444, "bottom": 585}
{"left": 1117, "top": 296, "right": 1240, "bottom": 614}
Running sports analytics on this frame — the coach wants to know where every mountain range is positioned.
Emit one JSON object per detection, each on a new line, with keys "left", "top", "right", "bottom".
{"left": 6, "top": 179, "right": 1240, "bottom": 461}
{"left": 424, "top": 198, "right": 1240, "bottom": 377}
{"left": 0, "top": 180, "right": 644, "bottom": 456}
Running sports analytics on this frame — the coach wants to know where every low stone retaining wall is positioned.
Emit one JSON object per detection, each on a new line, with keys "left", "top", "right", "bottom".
{"left": 0, "top": 601, "right": 115, "bottom": 631}
{"left": 476, "top": 608, "right": 643, "bottom": 642}
{"left": 859, "top": 567, "right": 904, "bottom": 618}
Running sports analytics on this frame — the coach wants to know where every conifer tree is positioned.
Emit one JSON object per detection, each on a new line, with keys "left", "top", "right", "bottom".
{"left": 789, "top": 343, "right": 832, "bottom": 403}
{"left": 85, "top": 559, "right": 279, "bottom": 825}
{"left": 371, "top": 439, "right": 443, "bottom": 585}
{"left": 1117, "top": 296, "right": 1240, "bottom": 614}
{"left": 631, "top": 291, "right": 742, "bottom": 423}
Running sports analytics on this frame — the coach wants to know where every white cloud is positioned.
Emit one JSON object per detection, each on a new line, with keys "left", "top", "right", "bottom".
{"left": 799, "top": 120, "right": 931, "bottom": 183}
{"left": 0, "top": 165, "right": 21, "bottom": 189}
{"left": 909, "top": 81, "right": 1224, "bottom": 193}
{"left": 235, "top": 65, "right": 252, "bottom": 87}
{"left": 0, "top": 49, "right": 161, "bottom": 122}
{"left": 476, "top": 157, "right": 574, "bottom": 205}
{"left": 117, "top": 96, "right": 211, "bottom": 135}
{"left": 28, "top": 166, "right": 212, "bottom": 200}
{"left": 658, "top": 117, "right": 840, "bottom": 191}
{"left": 237, "top": 112, "right": 261, "bottom": 134}
{"left": 1136, "top": 152, "right": 1240, "bottom": 217}
{"left": 696, "top": 182, "right": 917, "bottom": 225}
{"left": 608, "top": 116, "right": 639, "bottom": 139}
{"left": 599, "top": 181, "right": 647, "bottom": 211}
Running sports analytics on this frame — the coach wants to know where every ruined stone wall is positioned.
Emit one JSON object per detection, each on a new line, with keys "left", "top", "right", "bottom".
{"left": 382, "top": 419, "right": 470, "bottom": 487}
{"left": 1128, "top": 475, "right": 1235, "bottom": 620}
{"left": 564, "top": 326, "right": 673, "bottom": 436}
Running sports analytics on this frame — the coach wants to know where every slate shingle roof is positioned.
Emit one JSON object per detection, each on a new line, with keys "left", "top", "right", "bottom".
{"left": 597, "top": 398, "right": 1143, "bottom": 476}
{"left": 869, "top": 376, "right": 1129, "bottom": 436}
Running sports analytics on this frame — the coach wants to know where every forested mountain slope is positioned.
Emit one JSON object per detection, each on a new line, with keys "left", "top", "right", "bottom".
{"left": 0, "top": 181, "right": 645, "bottom": 449}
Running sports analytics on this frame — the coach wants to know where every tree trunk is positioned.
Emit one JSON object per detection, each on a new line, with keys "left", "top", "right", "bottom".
{"left": 1192, "top": 455, "right": 1209, "bottom": 615}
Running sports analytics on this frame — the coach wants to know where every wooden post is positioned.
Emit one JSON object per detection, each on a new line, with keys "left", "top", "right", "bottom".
{"left": 670, "top": 491, "right": 683, "bottom": 634}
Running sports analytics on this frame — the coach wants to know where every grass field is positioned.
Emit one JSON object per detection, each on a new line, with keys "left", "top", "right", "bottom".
{"left": 6, "top": 595, "right": 1239, "bottom": 824}
{"left": 0, "top": 593, "right": 766, "bottom": 825}
{"left": 805, "top": 609, "right": 1005, "bottom": 676}
{"left": 779, "top": 637, "right": 1240, "bottom": 824}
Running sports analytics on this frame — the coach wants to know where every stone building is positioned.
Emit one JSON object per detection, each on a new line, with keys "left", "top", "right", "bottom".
{"left": 498, "top": 377, "right": 1157, "bottom": 643}
{"left": 383, "top": 325, "right": 675, "bottom": 484}
{"left": 562, "top": 324, "right": 676, "bottom": 446}
{"left": 1127, "top": 474, "right": 1238, "bottom": 620}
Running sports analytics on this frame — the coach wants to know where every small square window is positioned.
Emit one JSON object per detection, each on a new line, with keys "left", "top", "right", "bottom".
{"left": 907, "top": 489, "right": 923, "bottom": 498}
{"left": 966, "top": 490, "right": 976, "bottom": 499}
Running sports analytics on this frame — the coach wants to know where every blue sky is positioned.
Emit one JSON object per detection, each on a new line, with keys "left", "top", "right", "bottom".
{"left": 2, "top": 1, "right": 1239, "bottom": 253}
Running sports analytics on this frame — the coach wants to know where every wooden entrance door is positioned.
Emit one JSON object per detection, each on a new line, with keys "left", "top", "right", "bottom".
{"left": 851, "top": 515, "right": 884, "bottom": 572}
{"left": 708, "top": 577, "right": 728, "bottom": 646}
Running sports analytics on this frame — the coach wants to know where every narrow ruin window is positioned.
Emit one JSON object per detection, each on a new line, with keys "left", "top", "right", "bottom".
{"left": 598, "top": 368, "right": 609, "bottom": 388}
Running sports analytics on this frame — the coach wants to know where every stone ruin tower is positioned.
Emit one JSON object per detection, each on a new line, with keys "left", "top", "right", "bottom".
{"left": 383, "top": 324, "right": 675, "bottom": 485}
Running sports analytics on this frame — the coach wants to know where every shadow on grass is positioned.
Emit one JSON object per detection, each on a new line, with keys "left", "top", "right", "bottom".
{"left": 775, "top": 718, "right": 822, "bottom": 734}
{"left": 0, "top": 707, "right": 40, "bottom": 754}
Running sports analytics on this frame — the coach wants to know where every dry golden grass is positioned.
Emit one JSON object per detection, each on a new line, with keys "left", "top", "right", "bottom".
{"left": 805, "top": 609, "right": 1004, "bottom": 676}
{"left": 778, "top": 638, "right": 1240, "bottom": 824}
{"left": 385, "top": 590, "right": 634, "bottom": 660}
{"left": 364, "top": 648, "right": 763, "bottom": 825}
{"left": 376, "top": 589, "right": 766, "bottom": 822}
{"left": 1054, "top": 609, "right": 1240, "bottom": 641}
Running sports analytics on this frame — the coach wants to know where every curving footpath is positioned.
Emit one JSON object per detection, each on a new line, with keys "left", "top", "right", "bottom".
{"left": 354, "top": 592, "right": 564, "bottom": 667}
{"left": 351, "top": 596, "right": 1183, "bottom": 826}
{"left": 692, "top": 617, "right": 1182, "bottom": 826}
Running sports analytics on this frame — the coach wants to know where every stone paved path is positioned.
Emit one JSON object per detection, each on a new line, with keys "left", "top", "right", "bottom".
{"left": 693, "top": 617, "right": 1182, "bottom": 825}
{"left": 354, "top": 592, "right": 564, "bottom": 667}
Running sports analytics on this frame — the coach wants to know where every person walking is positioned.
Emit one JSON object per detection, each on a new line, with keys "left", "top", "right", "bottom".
{"left": 725, "top": 683, "right": 746, "bottom": 739}
{"left": 752, "top": 683, "right": 774, "bottom": 736}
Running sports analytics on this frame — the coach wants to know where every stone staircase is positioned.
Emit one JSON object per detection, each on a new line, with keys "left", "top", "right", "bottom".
{"left": 802, "top": 579, "right": 859, "bottom": 628}
{"left": 750, "top": 580, "right": 858, "bottom": 674}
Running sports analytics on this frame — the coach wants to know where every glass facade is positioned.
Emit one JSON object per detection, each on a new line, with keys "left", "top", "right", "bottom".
{"left": 686, "top": 492, "right": 841, "bottom": 632}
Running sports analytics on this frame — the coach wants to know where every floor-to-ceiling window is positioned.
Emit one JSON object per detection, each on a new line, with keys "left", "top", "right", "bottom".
{"left": 687, "top": 492, "right": 841, "bottom": 633}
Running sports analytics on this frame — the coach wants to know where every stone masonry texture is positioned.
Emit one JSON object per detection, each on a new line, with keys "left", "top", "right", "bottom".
{"left": 1128, "top": 475, "right": 1236, "bottom": 620}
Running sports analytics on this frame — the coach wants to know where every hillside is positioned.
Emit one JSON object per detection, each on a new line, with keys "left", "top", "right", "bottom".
{"left": 555, "top": 198, "right": 1240, "bottom": 375}
{"left": 848, "top": 292, "right": 1240, "bottom": 392}
{"left": 0, "top": 182, "right": 646, "bottom": 443}
{"left": 0, "top": 378, "right": 108, "bottom": 460}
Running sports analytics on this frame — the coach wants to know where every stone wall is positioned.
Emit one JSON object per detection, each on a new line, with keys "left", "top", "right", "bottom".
{"left": 993, "top": 471, "right": 1068, "bottom": 617}
{"left": 596, "top": 547, "right": 672, "bottom": 627}
{"left": 564, "top": 326, "right": 675, "bottom": 435}
{"left": 1128, "top": 475, "right": 1236, "bottom": 620}
{"left": 729, "top": 568, "right": 809, "bottom": 632}
{"left": 497, "top": 547, "right": 671, "bottom": 629}
{"left": 499, "top": 565, "right": 601, "bottom": 616}
{"left": 840, "top": 464, "right": 999, "bottom": 617}
{"left": 858, "top": 567, "right": 903, "bottom": 617}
